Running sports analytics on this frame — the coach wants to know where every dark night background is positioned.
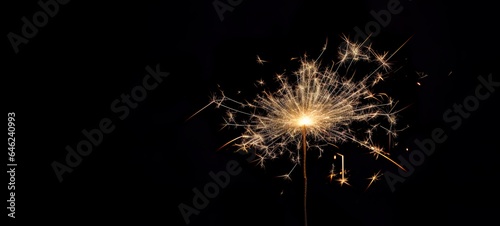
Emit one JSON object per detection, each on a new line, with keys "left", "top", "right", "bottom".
{"left": 5, "top": 0, "right": 499, "bottom": 225}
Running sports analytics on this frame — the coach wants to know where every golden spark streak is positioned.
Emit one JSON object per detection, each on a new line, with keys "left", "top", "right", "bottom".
{"left": 377, "top": 152, "right": 407, "bottom": 172}
{"left": 216, "top": 136, "right": 245, "bottom": 151}
{"left": 185, "top": 100, "right": 215, "bottom": 122}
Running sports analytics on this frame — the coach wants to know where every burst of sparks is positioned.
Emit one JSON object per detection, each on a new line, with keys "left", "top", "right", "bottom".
{"left": 188, "top": 35, "right": 412, "bottom": 226}
{"left": 189, "top": 35, "right": 410, "bottom": 187}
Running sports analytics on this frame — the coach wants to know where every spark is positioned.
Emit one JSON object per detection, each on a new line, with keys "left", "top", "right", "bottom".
{"left": 416, "top": 71, "right": 428, "bottom": 79}
{"left": 335, "top": 153, "right": 350, "bottom": 186}
{"left": 365, "top": 170, "right": 383, "bottom": 191}
{"left": 277, "top": 174, "right": 293, "bottom": 181}
{"left": 188, "top": 35, "right": 411, "bottom": 226}
{"left": 256, "top": 55, "right": 267, "bottom": 65}
{"left": 337, "top": 177, "right": 351, "bottom": 187}
{"left": 277, "top": 163, "right": 298, "bottom": 181}
{"left": 328, "top": 163, "right": 336, "bottom": 182}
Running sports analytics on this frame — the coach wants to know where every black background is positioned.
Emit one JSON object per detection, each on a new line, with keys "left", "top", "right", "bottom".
{"left": 5, "top": 0, "right": 499, "bottom": 225}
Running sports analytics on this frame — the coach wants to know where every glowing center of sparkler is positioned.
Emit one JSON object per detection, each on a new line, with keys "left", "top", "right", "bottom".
{"left": 298, "top": 116, "right": 313, "bottom": 126}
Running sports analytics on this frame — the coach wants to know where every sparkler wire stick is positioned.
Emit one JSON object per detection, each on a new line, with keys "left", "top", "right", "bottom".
{"left": 302, "top": 125, "right": 308, "bottom": 226}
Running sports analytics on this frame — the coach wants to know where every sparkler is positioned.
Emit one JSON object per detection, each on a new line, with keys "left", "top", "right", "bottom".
{"left": 188, "top": 34, "right": 411, "bottom": 226}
